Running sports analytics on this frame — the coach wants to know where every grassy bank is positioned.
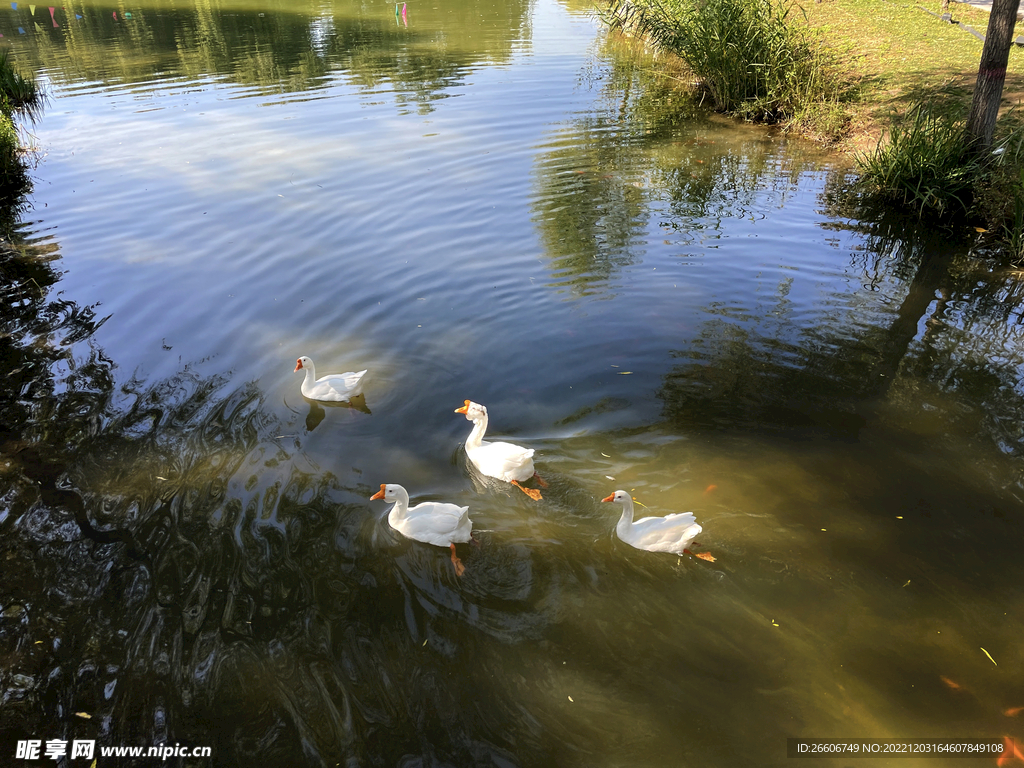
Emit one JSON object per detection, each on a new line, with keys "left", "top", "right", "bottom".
{"left": 803, "top": 0, "right": 1024, "bottom": 259}
{"left": 598, "top": 0, "right": 1024, "bottom": 260}
{"left": 600, "top": 0, "right": 852, "bottom": 138}
{"left": 801, "top": 0, "right": 1024, "bottom": 149}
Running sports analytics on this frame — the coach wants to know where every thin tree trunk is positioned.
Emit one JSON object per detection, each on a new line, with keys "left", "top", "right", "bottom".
{"left": 964, "top": 0, "right": 1022, "bottom": 155}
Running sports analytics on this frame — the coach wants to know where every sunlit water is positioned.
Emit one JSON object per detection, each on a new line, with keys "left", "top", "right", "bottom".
{"left": 1, "top": 0, "right": 1023, "bottom": 765}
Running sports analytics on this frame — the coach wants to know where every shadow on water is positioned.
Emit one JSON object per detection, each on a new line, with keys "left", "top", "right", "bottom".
{"left": 0, "top": 230, "right": 794, "bottom": 767}
{"left": 0, "top": 230, "right": 866, "bottom": 767}
{"left": 521, "top": 40, "right": 1024, "bottom": 764}
{"left": 302, "top": 395, "right": 372, "bottom": 432}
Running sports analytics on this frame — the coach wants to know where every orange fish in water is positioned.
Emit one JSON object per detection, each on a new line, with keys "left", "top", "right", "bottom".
{"left": 703, "top": 484, "right": 717, "bottom": 495}
{"left": 941, "top": 676, "right": 963, "bottom": 690}
{"left": 1005, "top": 706, "right": 1024, "bottom": 717}
{"left": 997, "top": 736, "right": 1024, "bottom": 766}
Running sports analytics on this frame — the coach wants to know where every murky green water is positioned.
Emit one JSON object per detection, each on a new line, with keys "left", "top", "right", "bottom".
{"left": 2, "top": 0, "right": 1023, "bottom": 765}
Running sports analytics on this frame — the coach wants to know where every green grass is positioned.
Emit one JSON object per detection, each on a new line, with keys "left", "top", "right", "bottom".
{"left": 800, "top": 0, "right": 1024, "bottom": 145}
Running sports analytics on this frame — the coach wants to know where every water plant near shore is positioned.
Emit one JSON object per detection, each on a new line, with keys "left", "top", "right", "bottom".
{"left": 598, "top": 0, "right": 848, "bottom": 133}
{"left": 0, "top": 49, "right": 41, "bottom": 201}
{"left": 856, "top": 100, "right": 1024, "bottom": 263}
{"left": 855, "top": 102, "right": 980, "bottom": 218}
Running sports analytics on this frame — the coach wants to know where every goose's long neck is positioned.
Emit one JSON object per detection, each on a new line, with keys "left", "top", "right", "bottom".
{"left": 302, "top": 363, "right": 317, "bottom": 384}
{"left": 465, "top": 414, "right": 488, "bottom": 450}
{"left": 388, "top": 489, "right": 410, "bottom": 526}
{"left": 616, "top": 497, "right": 635, "bottom": 538}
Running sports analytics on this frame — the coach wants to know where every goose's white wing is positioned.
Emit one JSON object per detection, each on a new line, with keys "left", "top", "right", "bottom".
{"left": 396, "top": 502, "right": 473, "bottom": 547}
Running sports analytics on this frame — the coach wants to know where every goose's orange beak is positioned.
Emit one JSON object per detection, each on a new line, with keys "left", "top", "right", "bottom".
{"left": 601, "top": 493, "right": 615, "bottom": 502}
{"left": 370, "top": 484, "right": 386, "bottom": 500}
{"left": 454, "top": 400, "right": 470, "bottom": 414}
{"left": 294, "top": 359, "right": 303, "bottom": 372}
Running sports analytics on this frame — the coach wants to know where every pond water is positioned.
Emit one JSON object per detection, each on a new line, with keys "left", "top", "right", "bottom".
{"left": 1, "top": 0, "right": 1023, "bottom": 765}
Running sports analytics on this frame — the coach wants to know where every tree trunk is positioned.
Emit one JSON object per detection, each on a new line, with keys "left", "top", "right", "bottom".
{"left": 964, "top": 0, "right": 1022, "bottom": 155}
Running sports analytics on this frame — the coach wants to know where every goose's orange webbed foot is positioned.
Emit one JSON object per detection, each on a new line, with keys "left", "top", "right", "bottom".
{"left": 512, "top": 480, "right": 542, "bottom": 500}
{"left": 533, "top": 472, "right": 549, "bottom": 488}
{"left": 450, "top": 543, "right": 466, "bottom": 577}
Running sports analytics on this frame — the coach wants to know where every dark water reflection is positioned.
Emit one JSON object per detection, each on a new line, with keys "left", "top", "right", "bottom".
{"left": 2, "top": 1, "right": 1024, "bottom": 766}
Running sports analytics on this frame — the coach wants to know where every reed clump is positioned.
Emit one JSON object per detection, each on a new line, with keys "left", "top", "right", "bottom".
{"left": 0, "top": 49, "right": 41, "bottom": 200}
{"left": 856, "top": 100, "right": 1024, "bottom": 263}
{"left": 599, "top": 0, "right": 848, "bottom": 134}
{"left": 855, "top": 102, "right": 979, "bottom": 217}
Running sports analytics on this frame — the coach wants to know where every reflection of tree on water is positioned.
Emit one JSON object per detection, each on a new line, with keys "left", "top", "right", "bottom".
{"left": 532, "top": 49, "right": 821, "bottom": 299}
{"left": 532, "top": 53, "right": 1024, "bottom": 469}
{"left": 7, "top": 0, "right": 530, "bottom": 113}
{"left": 655, "top": 185, "right": 1024, "bottom": 491}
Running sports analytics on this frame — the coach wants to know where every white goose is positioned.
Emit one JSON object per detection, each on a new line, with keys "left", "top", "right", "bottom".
{"left": 602, "top": 490, "right": 704, "bottom": 556}
{"left": 294, "top": 356, "right": 367, "bottom": 402}
{"left": 455, "top": 400, "right": 544, "bottom": 500}
{"left": 370, "top": 484, "right": 473, "bottom": 576}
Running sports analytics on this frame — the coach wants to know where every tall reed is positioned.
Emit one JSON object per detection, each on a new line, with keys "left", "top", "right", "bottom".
{"left": 0, "top": 49, "right": 41, "bottom": 199}
{"left": 599, "top": 0, "right": 845, "bottom": 124}
{"left": 856, "top": 102, "right": 979, "bottom": 217}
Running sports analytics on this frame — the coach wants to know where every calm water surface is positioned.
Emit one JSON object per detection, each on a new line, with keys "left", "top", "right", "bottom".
{"left": 2, "top": 0, "right": 1024, "bottom": 765}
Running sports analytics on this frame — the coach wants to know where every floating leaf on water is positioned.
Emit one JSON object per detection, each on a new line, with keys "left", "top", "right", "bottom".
{"left": 902, "top": 580, "right": 911, "bottom": 588}
{"left": 605, "top": 476, "right": 615, "bottom": 480}
{"left": 695, "top": 552, "right": 716, "bottom": 562}
{"left": 975, "top": 227, "right": 988, "bottom": 233}
{"left": 422, "top": 639, "right": 428, "bottom": 646}
{"left": 567, "top": 695, "right": 573, "bottom": 702}
{"left": 601, "top": 453, "right": 611, "bottom": 457}
{"left": 617, "top": 371, "right": 633, "bottom": 375}
{"left": 981, "top": 647, "right": 997, "bottom": 666}
{"left": 156, "top": 476, "right": 167, "bottom": 481}
{"left": 74, "top": 712, "right": 92, "bottom": 719}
